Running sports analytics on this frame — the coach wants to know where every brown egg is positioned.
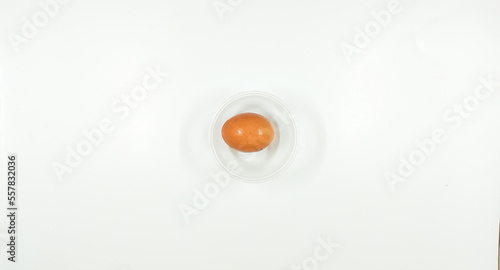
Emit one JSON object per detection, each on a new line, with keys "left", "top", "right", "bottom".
{"left": 221, "top": 113, "right": 275, "bottom": 152}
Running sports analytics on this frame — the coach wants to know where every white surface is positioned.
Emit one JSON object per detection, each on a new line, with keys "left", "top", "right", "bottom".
{"left": 0, "top": 0, "right": 499, "bottom": 269}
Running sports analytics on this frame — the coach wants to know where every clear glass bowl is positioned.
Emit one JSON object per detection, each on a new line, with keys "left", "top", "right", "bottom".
{"left": 209, "top": 92, "right": 298, "bottom": 182}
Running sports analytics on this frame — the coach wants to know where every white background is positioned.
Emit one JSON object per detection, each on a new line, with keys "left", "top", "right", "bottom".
{"left": 0, "top": 0, "right": 500, "bottom": 269}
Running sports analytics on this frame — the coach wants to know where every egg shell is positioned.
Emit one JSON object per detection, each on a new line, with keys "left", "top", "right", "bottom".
{"left": 221, "top": 113, "right": 275, "bottom": 153}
